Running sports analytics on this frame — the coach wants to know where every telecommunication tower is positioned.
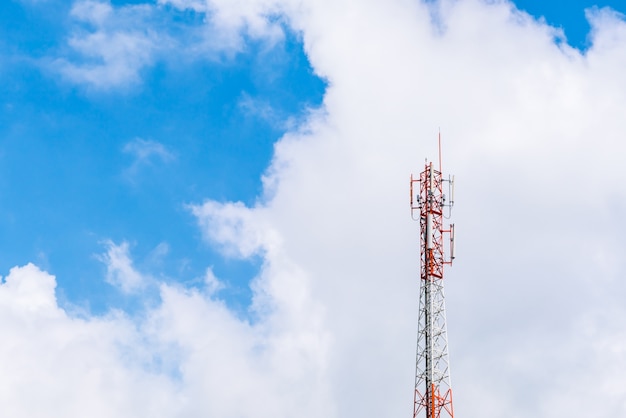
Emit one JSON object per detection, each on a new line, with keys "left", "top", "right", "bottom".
{"left": 409, "top": 138, "right": 456, "bottom": 418}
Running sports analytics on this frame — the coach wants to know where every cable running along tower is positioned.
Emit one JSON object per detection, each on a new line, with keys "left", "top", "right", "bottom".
{"left": 410, "top": 138, "right": 456, "bottom": 418}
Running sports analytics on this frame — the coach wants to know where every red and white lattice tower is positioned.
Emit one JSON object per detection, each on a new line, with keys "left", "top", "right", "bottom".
{"left": 410, "top": 138, "right": 456, "bottom": 418}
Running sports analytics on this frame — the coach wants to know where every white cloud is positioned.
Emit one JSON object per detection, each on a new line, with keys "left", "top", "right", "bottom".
{"left": 122, "top": 138, "right": 175, "bottom": 181}
{"left": 71, "top": 0, "right": 113, "bottom": 26}
{"left": 53, "top": 0, "right": 161, "bottom": 89}
{"left": 160, "top": 0, "right": 285, "bottom": 51}
{"left": 587, "top": 6, "right": 626, "bottom": 51}
{"left": 0, "top": 264, "right": 178, "bottom": 417}
{"left": 202, "top": 267, "right": 224, "bottom": 295}
{"left": 190, "top": 200, "right": 279, "bottom": 259}
{"left": 0, "top": 263, "right": 59, "bottom": 314}
{"left": 238, "top": 92, "right": 280, "bottom": 124}
{"left": 123, "top": 138, "right": 174, "bottom": 165}
{"left": 52, "top": 0, "right": 288, "bottom": 89}
{"left": 98, "top": 240, "right": 146, "bottom": 294}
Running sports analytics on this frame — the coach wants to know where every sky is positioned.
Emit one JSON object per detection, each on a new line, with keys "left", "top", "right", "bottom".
{"left": 0, "top": 0, "right": 625, "bottom": 417}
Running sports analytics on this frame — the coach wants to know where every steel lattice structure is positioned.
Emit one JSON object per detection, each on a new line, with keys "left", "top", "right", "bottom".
{"left": 410, "top": 155, "right": 455, "bottom": 418}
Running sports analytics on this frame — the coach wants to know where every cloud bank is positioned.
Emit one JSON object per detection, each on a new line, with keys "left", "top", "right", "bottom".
{"left": 4, "top": 0, "right": 626, "bottom": 417}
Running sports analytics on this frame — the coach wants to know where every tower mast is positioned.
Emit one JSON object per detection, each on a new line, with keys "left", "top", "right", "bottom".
{"left": 410, "top": 140, "right": 456, "bottom": 418}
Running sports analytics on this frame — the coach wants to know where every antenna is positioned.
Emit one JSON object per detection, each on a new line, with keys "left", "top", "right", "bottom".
{"left": 451, "top": 175, "right": 455, "bottom": 206}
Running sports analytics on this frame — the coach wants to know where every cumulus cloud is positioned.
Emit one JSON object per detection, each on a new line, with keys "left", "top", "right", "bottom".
{"left": 192, "top": 0, "right": 626, "bottom": 417}
{"left": 0, "top": 264, "right": 178, "bottom": 417}
{"left": 0, "top": 258, "right": 331, "bottom": 417}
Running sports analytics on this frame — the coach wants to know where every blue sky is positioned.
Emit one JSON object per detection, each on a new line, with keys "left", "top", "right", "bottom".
{"left": 0, "top": 0, "right": 622, "bottom": 314}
